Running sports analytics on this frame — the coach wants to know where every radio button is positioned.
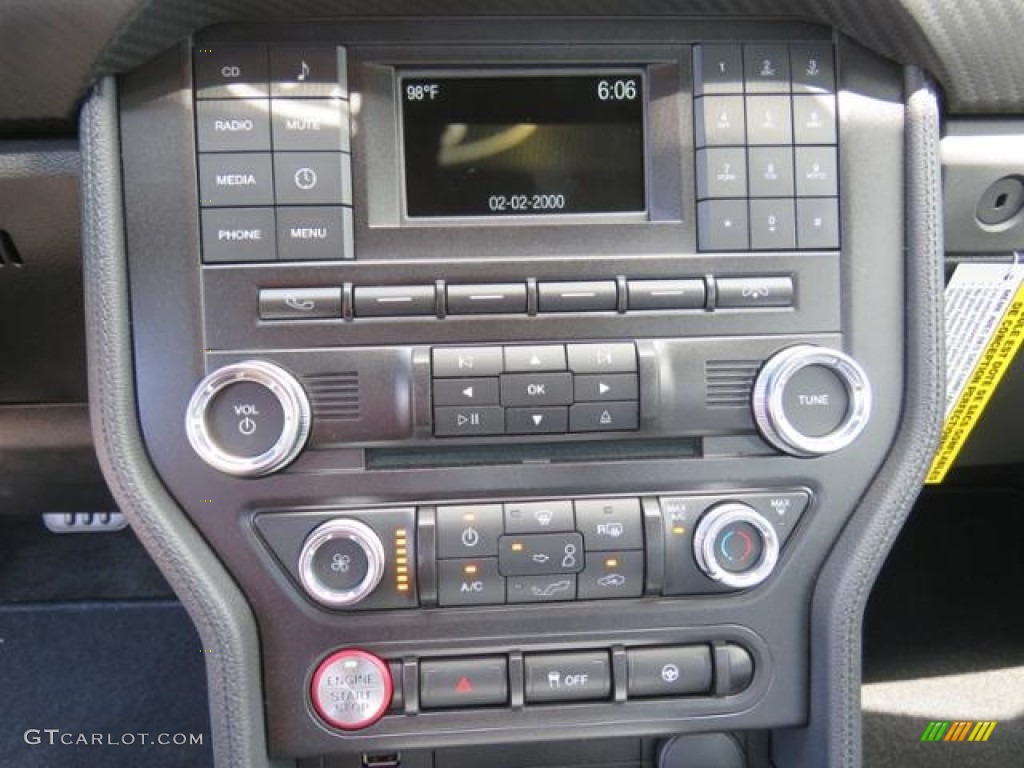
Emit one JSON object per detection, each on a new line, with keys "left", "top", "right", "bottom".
{"left": 574, "top": 498, "right": 643, "bottom": 551}
{"left": 694, "top": 44, "right": 743, "bottom": 96}
{"left": 200, "top": 208, "right": 276, "bottom": 263}
{"left": 354, "top": 285, "right": 435, "bottom": 317}
{"left": 577, "top": 550, "right": 644, "bottom": 599}
{"left": 796, "top": 198, "right": 840, "bottom": 249}
{"left": 198, "top": 153, "right": 274, "bottom": 207}
{"left": 196, "top": 100, "right": 271, "bottom": 152}
{"left": 695, "top": 95, "right": 746, "bottom": 146}
{"left": 433, "top": 347, "right": 503, "bottom": 378}
{"left": 504, "top": 345, "right": 566, "bottom": 373}
{"left": 259, "top": 287, "right": 341, "bottom": 320}
{"left": 447, "top": 283, "right": 528, "bottom": 315}
{"left": 627, "top": 280, "right": 705, "bottom": 311}
{"left": 436, "top": 505, "right": 503, "bottom": 559}
{"left": 793, "top": 94, "right": 837, "bottom": 144}
{"left": 273, "top": 151, "right": 351, "bottom": 205}
{"left": 270, "top": 46, "right": 347, "bottom": 99}
{"left": 716, "top": 276, "right": 794, "bottom": 308}
{"left": 504, "top": 500, "right": 575, "bottom": 534}
{"left": 538, "top": 281, "right": 618, "bottom": 313}
{"left": 194, "top": 46, "right": 269, "bottom": 99}
{"left": 433, "top": 406, "right": 504, "bottom": 437}
{"left": 697, "top": 199, "right": 749, "bottom": 251}
{"left": 271, "top": 98, "right": 350, "bottom": 152}
{"left": 569, "top": 402, "right": 639, "bottom": 433}
{"left": 507, "top": 574, "right": 577, "bottom": 603}
{"left": 745, "top": 95, "right": 793, "bottom": 145}
{"left": 750, "top": 199, "right": 797, "bottom": 251}
{"left": 501, "top": 372, "right": 573, "bottom": 407}
{"left": 743, "top": 43, "right": 791, "bottom": 93}
{"left": 277, "top": 206, "right": 351, "bottom": 261}
{"left": 505, "top": 407, "right": 568, "bottom": 435}
{"left": 790, "top": 42, "right": 835, "bottom": 94}
{"left": 524, "top": 652, "right": 611, "bottom": 703}
{"left": 433, "top": 378, "right": 500, "bottom": 407}
{"left": 574, "top": 373, "right": 639, "bottom": 402}
{"left": 795, "top": 146, "right": 838, "bottom": 197}
{"left": 696, "top": 147, "right": 747, "bottom": 199}
{"left": 748, "top": 147, "right": 795, "bottom": 198}
{"left": 498, "top": 532, "right": 585, "bottom": 576}
{"left": 437, "top": 560, "right": 505, "bottom": 607}
{"left": 567, "top": 343, "right": 637, "bottom": 374}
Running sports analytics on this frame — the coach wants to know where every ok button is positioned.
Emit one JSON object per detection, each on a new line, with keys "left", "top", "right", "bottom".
{"left": 500, "top": 373, "right": 573, "bottom": 407}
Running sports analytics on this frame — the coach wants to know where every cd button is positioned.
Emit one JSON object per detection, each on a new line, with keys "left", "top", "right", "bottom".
{"left": 500, "top": 372, "right": 573, "bottom": 407}
{"left": 436, "top": 560, "right": 505, "bottom": 608}
{"left": 504, "top": 345, "right": 566, "bottom": 372}
{"left": 569, "top": 401, "right": 639, "bottom": 432}
{"left": 271, "top": 98, "right": 350, "bottom": 152}
{"left": 505, "top": 407, "right": 568, "bottom": 435}
{"left": 259, "top": 287, "right": 341, "bottom": 320}
{"left": 538, "top": 281, "right": 618, "bottom": 313}
{"left": 433, "top": 378, "right": 500, "bottom": 406}
{"left": 433, "top": 347, "right": 504, "bottom": 377}
{"left": 273, "top": 151, "right": 351, "bottom": 205}
{"left": 194, "top": 46, "right": 269, "bottom": 99}
{"left": 353, "top": 285, "right": 435, "bottom": 317}
{"left": 270, "top": 46, "right": 347, "bottom": 99}
{"left": 195, "top": 100, "right": 271, "bottom": 152}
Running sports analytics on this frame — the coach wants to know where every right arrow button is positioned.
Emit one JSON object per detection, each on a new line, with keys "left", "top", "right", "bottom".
{"left": 574, "top": 373, "right": 639, "bottom": 402}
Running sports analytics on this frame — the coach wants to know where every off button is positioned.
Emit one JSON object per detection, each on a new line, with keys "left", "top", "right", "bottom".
{"left": 205, "top": 380, "right": 285, "bottom": 458}
{"left": 311, "top": 649, "right": 393, "bottom": 730}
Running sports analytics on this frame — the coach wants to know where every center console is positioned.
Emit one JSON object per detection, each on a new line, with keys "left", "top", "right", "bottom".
{"left": 114, "top": 17, "right": 907, "bottom": 762}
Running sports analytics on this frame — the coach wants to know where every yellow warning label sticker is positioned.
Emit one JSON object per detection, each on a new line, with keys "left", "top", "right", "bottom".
{"left": 927, "top": 264, "right": 1024, "bottom": 484}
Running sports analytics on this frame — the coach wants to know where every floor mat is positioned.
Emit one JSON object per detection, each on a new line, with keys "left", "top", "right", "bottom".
{"left": 862, "top": 486, "right": 1024, "bottom": 767}
{"left": 0, "top": 600, "right": 213, "bottom": 767}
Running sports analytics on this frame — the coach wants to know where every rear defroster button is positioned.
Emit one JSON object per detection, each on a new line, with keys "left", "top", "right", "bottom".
{"left": 311, "top": 649, "right": 393, "bottom": 730}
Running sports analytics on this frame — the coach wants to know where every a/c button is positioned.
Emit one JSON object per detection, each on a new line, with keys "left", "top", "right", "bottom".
{"left": 437, "top": 559, "right": 505, "bottom": 607}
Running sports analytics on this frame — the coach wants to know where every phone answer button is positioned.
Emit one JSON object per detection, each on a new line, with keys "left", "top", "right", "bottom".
{"left": 259, "top": 287, "right": 342, "bottom": 320}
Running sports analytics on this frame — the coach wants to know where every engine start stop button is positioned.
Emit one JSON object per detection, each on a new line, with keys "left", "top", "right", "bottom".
{"left": 311, "top": 649, "right": 393, "bottom": 730}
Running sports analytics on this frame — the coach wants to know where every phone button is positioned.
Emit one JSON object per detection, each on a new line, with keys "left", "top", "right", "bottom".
{"left": 259, "top": 287, "right": 342, "bottom": 320}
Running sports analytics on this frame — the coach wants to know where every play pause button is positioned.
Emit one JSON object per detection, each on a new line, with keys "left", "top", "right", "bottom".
{"left": 434, "top": 406, "right": 504, "bottom": 437}
{"left": 506, "top": 407, "right": 569, "bottom": 435}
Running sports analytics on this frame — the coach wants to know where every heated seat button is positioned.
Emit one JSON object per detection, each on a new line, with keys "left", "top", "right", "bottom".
{"left": 626, "top": 646, "right": 713, "bottom": 698}
{"left": 524, "top": 651, "right": 611, "bottom": 703}
{"left": 420, "top": 657, "right": 508, "bottom": 709}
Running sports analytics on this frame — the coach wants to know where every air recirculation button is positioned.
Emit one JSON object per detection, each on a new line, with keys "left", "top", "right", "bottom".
{"left": 185, "top": 359, "right": 311, "bottom": 476}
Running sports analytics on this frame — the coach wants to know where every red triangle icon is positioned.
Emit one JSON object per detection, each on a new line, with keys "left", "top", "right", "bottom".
{"left": 455, "top": 676, "right": 473, "bottom": 693}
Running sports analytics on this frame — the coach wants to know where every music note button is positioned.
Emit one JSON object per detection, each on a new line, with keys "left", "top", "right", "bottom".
{"left": 270, "top": 46, "right": 348, "bottom": 99}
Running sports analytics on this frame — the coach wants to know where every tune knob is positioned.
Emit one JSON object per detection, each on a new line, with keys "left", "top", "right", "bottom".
{"left": 751, "top": 345, "right": 872, "bottom": 457}
{"left": 298, "top": 519, "right": 387, "bottom": 608}
{"left": 185, "top": 360, "right": 311, "bottom": 477}
{"left": 693, "top": 503, "right": 779, "bottom": 589}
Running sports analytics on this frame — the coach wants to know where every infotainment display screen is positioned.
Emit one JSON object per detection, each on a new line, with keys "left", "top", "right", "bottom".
{"left": 400, "top": 73, "right": 646, "bottom": 218}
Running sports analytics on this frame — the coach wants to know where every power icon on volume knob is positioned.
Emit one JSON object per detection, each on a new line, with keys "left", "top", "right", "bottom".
{"left": 186, "top": 360, "right": 312, "bottom": 477}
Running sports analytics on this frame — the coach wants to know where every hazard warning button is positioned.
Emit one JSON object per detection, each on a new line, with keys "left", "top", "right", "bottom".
{"left": 420, "top": 656, "right": 509, "bottom": 709}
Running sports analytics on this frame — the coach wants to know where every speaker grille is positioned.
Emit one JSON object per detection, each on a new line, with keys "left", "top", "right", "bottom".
{"left": 305, "top": 372, "right": 360, "bottom": 420}
{"left": 705, "top": 360, "right": 761, "bottom": 408}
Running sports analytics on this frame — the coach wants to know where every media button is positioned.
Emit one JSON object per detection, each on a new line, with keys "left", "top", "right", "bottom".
{"left": 259, "top": 287, "right": 341, "bottom": 320}
{"left": 505, "top": 407, "right": 568, "bottom": 435}
{"left": 271, "top": 98, "right": 350, "bottom": 152}
{"left": 270, "top": 46, "right": 347, "bottom": 99}
{"left": 436, "top": 560, "right": 505, "bottom": 608}
{"left": 200, "top": 208, "right": 276, "bottom": 263}
{"left": 198, "top": 153, "right": 274, "bottom": 207}
{"left": 195, "top": 100, "right": 271, "bottom": 152}
{"left": 433, "top": 347, "right": 504, "bottom": 378}
{"left": 194, "top": 46, "right": 269, "bottom": 99}
{"left": 436, "top": 505, "right": 503, "bottom": 558}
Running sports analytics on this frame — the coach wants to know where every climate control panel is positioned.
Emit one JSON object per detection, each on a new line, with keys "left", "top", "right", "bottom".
{"left": 255, "top": 489, "right": 809, "bottom": 611}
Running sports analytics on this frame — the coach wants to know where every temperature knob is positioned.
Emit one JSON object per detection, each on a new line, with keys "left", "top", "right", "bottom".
{"left": 298, "top": 519, "right": 387, "bottom": 608}
{"left": 185, "top": 360, "right": 311, "bottom": 477}
{"left": 693, "top": 503, "right": 779, "bottom": 589}
{"left": 752, "top": 345, "right": 872, "bottom": 457}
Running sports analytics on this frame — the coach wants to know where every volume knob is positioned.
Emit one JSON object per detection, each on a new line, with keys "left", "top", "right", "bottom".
{"left": 752, "top": 345, "right": 872, "bottom": 458}
{"left": 185, "top": 360, "right": 311, "bottom": 477}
